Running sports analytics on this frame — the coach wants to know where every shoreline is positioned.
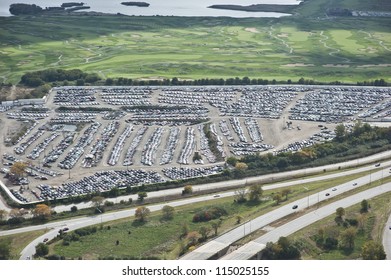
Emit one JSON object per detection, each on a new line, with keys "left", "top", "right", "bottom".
{"left": 208, "top": 4, "right": 299, "bottom": 14}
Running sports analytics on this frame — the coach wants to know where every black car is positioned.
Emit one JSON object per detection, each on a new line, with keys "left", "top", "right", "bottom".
{"left": 325, "top": 193, "right": 330, "bottom": 196}
{"left": 292, "top": 205, "right": 298, "bottom": 209}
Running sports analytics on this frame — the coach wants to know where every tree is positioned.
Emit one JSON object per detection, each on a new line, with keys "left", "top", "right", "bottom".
{"left": 236, "top": 215, "right": 243, "bottom": 224}
{"left": 10, "top": 161, "right": 27, "bottom": 179}
{"left": 336, "top": 207, "right": 345, "bottom": 219}
{"left": 339, "top": 227, "right": 357, "bottom": 250}
{"left": 356, "top": 213, "right": 367, "bottom": 232}
{"left": 35, "top": 243, "right": 49, "bottom": 257}
{"left": 182, "top": 185, "right": 193, "bottom": 195}
{"left": 0, "top": 240, "right": 11, "bottom": 260}
{"left": 180, "top": 222, "right": 189, "bottom": 238}
{"left": 248, "top": 185, "right": 263, "bottom": 203}
{"left": 361, "top": 240, "right": 386, "bottom": 260}
{"left": 199, "top": 226, "right": 210, "bottom": 241}
{"left": 137, "top": 192, "right": 147, "bottom": 202}
{"left": 70, "top": 206, "right": 78, "bottom": 213}
{"left": 335, "top": 124, "right": 346, "bottom": 142}
{"left": 281, "top": 189, "right": 292, "bottom": 201}
{"left": 0, "top": 210, "right": 8, "bottom": 221}
{"left": 162, "top": 205, "right": 175, "bottom": 220}
{"left": 186, "top": 231, "right": 200, "bottom": 247}
{"left": 262, "top": 237, "right": 301, "bottom": 260}
{"left": 9, "top": 208, "right": 23, "bottom": 219}
{"left": 235, "top": 162, "right": 248, "bottom": 171}
{"left": 226, "top": 156, "right": 238, "bottom": 167}
{"left": 335, "top": 207, "right": 346, "bottom": 225}
{"left": 276, "top": 157, "right": 289, "bottom": 170}
{"left": 360, "top": 199, "right": 369, "bottom": 213}
{"left": 134, "top": 206, "right": 150, "bottom": 222}
{"left": 105, "top": 78, "right": 114, "bottom": 86}
{"left": 273, "top": 193, "right": 283, "bottom": 205}
{"left": 91, "top": 196, "right": 104, "bottom": 208}
{"left": 211, "top": 219, "right": 223, "bottom": 236}
{"left": 32, "top": 204, "right": 51, "bottom": 220}
{"left": 234, "top": 188, "right": 247, "bottom": 203}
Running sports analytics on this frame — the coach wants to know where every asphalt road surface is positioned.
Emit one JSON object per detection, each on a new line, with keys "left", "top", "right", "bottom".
{"left": 0, "top": 156, "right": 389, "bottom": 259}
{"left": 181, "top": 168, "right": 391, "bottom": 260}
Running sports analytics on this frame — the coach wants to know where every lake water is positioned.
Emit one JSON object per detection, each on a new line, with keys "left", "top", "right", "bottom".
{"left": 0, "top": 0, "right": 301, "bottom": 17}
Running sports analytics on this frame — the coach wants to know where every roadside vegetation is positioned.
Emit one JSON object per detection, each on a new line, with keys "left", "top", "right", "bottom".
{"left": 0, "top": 120, "right": 390, "bottom": 218}
{"left": 1, "top": 166, "right": 387, "bottom": 259}
{"left": 289, "top": 191, "right": 391, "bottom": 260}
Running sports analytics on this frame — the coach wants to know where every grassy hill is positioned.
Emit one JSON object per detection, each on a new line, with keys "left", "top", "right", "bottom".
{"left": 0, "top": 0, "right": 389, "bottom": 84}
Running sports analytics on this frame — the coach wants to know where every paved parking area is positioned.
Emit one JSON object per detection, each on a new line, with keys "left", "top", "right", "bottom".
{"left": 1, "top": 85, "right": 390, "bottom": 203}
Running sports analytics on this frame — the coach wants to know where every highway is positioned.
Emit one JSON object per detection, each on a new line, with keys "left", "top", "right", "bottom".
{"left": 1, "top": 150, "right": 391, "bottom": 214}
{"left": 221, "top": 183, "right": 391, "bottom": 259}
{"left": 0, "top": 155, "right": 389, "bottom": 259}
{"left": 181, "top": 167, "right": 391, "bottom": 260}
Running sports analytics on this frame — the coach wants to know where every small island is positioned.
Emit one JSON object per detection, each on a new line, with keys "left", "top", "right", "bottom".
{"left": 121, "top": 2, "right": 150, "bottom": 7}
{"left": 61, "top": 2, "right": 84, "bottom": 8}
{"left": 9, "top": 3, "right": 90, "bottom": 16}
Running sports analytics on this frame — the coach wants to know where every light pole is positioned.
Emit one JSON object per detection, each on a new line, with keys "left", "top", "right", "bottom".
{"left": 317, "top": 192, "right": 320, "bottom": 209}
{"left": 96, "top": 207, "right": 102, "bottom": 224}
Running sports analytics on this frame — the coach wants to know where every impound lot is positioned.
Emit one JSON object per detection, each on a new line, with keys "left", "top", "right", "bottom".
{"left": 1, "top": 85, "right": 390, "bottom": 204}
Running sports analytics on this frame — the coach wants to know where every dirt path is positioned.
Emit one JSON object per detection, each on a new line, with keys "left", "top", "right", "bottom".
{"left": 319, "top": 31, "right": 350, "bottom": 63}
{"left": 359, "top": 30, "right": 391, "bottom": 52}
{"left": 269, "top": 25, "right": 293, "bottom": 54}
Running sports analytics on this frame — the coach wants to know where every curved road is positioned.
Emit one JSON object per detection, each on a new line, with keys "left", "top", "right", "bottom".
{"left": 222, "top": 183, "right": 391, "bottom": 259}
{"left": 2, "top": 149, "right": 390, "bottom": 214}
{"left": 181, "top": 167, "right": 391, "bottom": 260}
{"left": 0, "top": 156, "right": 390, "bottom": 259}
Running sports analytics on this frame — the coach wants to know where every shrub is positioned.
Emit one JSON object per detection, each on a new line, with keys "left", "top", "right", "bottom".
{"left": 192, "top": 206, "right": 227, "bottom": 222}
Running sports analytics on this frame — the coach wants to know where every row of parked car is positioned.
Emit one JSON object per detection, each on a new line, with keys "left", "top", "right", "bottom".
{"left": 107, "top": 124, "right": 133, "bottom": 166}
{"left": 158, "top": 88, "right": 236, "bottom": 107}
{"left": 7, "top": 112, "right": 49, "bottom": 120}
{"left": 27, "top": 132, "right": 59, "bottom": 160}
{"left": 123, "top": 127, "right": 148, "bottom": 166}
{"left": 162, "top": 166, "right": 224, "bottom": 180}
{"left": 58, "top": 122, "right": 101, "bottom": 169}
{"left": 177, "top": 127, "right": 195, "bottom": 165}
{"left": 53, "top": 88, "right": 97, "bottom": 105}
{"left": 14, "top": 129, "right": 45, "bottom": 155}
{"left": 217, "top": 87, "right": 297, "bottom": 119}
{"left": 50, "top": 112, "right": 97, "bottom": 124}
{"left": 32, "top": 169, "right": 165, "bottom": 201}
{"left": 101, "top": 87, "right": 152, "bottom": 106}
{"left": 160, "top": 127, "right": 181, "bottom": 165}
{"left": 198, "top": 124, "right": 216, "bottom": 164}
{"left": 141, "top": 127, "right": 164, "bottom": 166}
{"left": 83, "top": 121, "right": 120, "bottom": 168}
{"left": 289, "top": 87, "right": 390, "bottom": 122}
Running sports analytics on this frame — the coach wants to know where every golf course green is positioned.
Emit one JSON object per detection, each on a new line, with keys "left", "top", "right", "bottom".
{"left": 0, "top": 0, "right": 390, "bottom": 84}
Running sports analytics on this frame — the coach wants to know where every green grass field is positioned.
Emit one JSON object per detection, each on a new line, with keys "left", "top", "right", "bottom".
{"left": 45, "top": 170, "right": 380, "bottom": 260}
{"left": 291, "top": 191, "right": 391, "bottom": 260}
{"left": 0, "top": 0, "right": 390, "bottom": 84}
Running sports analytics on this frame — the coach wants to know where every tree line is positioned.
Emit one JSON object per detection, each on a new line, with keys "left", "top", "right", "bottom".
{"left": 17, "top": 68, "right": 389, "bottom": 89}
{"left": 224, "top": 121, "right": 391, "bottom": 180}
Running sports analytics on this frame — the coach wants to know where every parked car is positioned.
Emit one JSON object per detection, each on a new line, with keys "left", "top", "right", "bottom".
{"left": 292, "top": 205, "right": 298, "bottom": 209}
